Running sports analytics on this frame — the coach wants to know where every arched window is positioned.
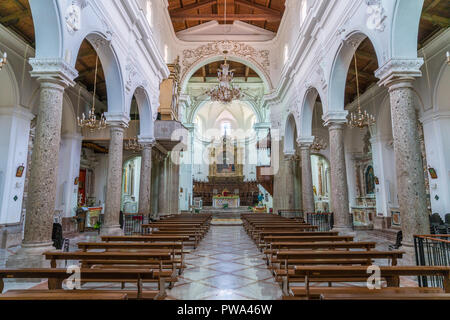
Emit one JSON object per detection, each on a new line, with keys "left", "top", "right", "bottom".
{"left": 221, "top": 121, "right": 231, "bottom": 136}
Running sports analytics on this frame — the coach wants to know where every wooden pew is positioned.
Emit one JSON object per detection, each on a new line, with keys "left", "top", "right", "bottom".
{"left": 44, "top": 251, "right": 176, "bottom": 290}
{"left": 287, "top": 265, "right": 450, "bottom": 299}
{"left": 0, "top": 268, "right": 162, "bottom": 299}
{"left": 0, "top": 290, "right": 128, "bottom": 300}
{"left": 77, "top": 242, "right": 186, "bottom": 275}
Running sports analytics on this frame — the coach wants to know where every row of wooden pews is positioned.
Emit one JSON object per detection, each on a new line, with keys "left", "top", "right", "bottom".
{"left": 242, "top": 213, "right": 450, "bottom": 300}
{"left": 0, "top": 213, "right": 212, "bottom": 300}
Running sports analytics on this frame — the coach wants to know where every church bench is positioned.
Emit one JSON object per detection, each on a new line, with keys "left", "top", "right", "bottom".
{"left": 0, "top": 268, "right": 162, "bottom": 299}
{"left": 254, "top": 230, "right": 340, "bottom": 244}
{"left": 77, "top": 242, "right": 186, "bottom": 275}
{"left": 0, "top": 290, "right": 129, "bottom": 300}
{"left": 319, "top": 293, "right": 450, "bottom": 300}
{"left": 101, "top": 235, "right": 190, "bottom": 245}
{"left": 263, "top": 241, "right": 376, "bottom": 264}
{"left": 283, "top": 287, "right": 445, "bottom": 300}
{"left": 260, "top": 235, "right": 355, "bottom": 251}
{"left": 146, "top": 231, "right": 201, "bottom": 247}
{"left": 250, "top": 226, "right": 319, "bottom": 242}
{"left": 286, "top": 265, "right": 450, "bottom": 298}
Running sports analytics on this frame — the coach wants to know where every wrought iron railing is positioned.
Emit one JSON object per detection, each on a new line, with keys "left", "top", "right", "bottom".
{"left": 278, "top": 209, "right": 303, "bottom": 219}
{"left": 123, "top": 213, "right": 151, "bottom": 235}
{"left": 306, "top": 212, "right": 334, "bottom": 231}
{"left": 414, "top": 234, "right": 450, "bottom": 289}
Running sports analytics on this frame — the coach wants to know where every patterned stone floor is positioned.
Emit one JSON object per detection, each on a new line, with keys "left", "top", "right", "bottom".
{"left": 166, "top": 226, "right": 283, "bottom": 300}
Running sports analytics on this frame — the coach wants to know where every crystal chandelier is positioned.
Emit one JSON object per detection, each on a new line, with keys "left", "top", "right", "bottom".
{"left": 0, "top": 52, "right": 7, "bottom": 71}
{"left": 207, "top": 56, "right": 241, "bottom": 104}
{"left": 310, "top": 136, "right": 327, "bottom": 152}
{"left": 348, "top": 54, "right": 376, "bottom": 128}
{"left": 77, "top": 54, "right": 107, "bottom": 131}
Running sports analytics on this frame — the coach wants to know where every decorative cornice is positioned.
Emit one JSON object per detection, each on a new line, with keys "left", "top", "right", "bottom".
{"left": 297, "top": 136, "right": 315, "bottom": 147}
{"left": 29, "top": 58, "right": 78, "bottom": 87}
{"left": 322, "top": 111, "right": 349, "bottom": 126}
{"left": 375, "top": 58, "right": 424, "bottom": 87}
{"left": 138, "top": 136, "right": 156, "bottom": 146}
{"left": 104, "top": 112, "right": 130, "bottom": 128}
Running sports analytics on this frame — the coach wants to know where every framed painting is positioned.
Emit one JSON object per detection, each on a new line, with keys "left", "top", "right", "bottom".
{"left": 16, "top": 165, "right": 25, "bottom": 178}
{"left": 428, "top": 167, "right": 438, "bottom": 179}
{"left": 391, "top": 211, "right": 401, "bottom": 227}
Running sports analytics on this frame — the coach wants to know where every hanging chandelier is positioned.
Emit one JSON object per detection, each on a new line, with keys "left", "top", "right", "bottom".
{"left": 348, "top": 53, "right": 376, "bottom": 129}
{"left": 77, "top": 54, "right": 107, "bottom": 132}
{"left": 0, "top": 52, "right": 7, "bottom": 71}
{"left": 207, "top": 55, "right": 242, "bottom": 104}
{"left": 310, "top": 136, "right": 327, "bottom": 152}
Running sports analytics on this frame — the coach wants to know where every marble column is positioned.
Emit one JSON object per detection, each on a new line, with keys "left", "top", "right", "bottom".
{"left": 376, "top": 59, "right": 429, "bottom": 247}
{"left": 7, "top": 60, "right": 77, "bottom": 267}
{"left": 137, "top": 138, "right": 155, "bottom": 216}
{"left": 101, "top": 115, "right": 129, "bottom": 236}
{"left": 158, "top": 155, "right": 168, "bottom": 216}
{"left": 298, "top": 138, "right": 315, "bottom": 214}
{"left": 324, "top": 114, "right": 352, "bottom": 233}
{"left": 170, "top": 151, "right": 180, "bottom": 214}
{"left": 284, "top": 153, "right": 296, "bottom": 210}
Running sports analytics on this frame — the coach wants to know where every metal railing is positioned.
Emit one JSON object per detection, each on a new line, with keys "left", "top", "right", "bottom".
{"left": 414, "top": 234, "right": 450, "bottom": 289}
{"left": 306, "top": 212, "right": 334, "bottom": 231}
{"left": 123, "top": 213, "right": 151, "bottom": 235}
{"left": 277, "top": 209, "right": 303, "bottom": 219}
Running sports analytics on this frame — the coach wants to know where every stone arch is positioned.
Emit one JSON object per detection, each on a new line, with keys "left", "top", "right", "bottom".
{"left": 391, "top": 0, "right": 424, "bottom": 59}
{"left": 72, "top": 32, "right": 125, "bottom": 114}
{"left": 0, "top": 57, "right": 20, "bottom": 108}
{"left": 284, "top": 113, "right": 298, "bottom": 154}
{"left": 328, "top": 30, "right": 383, "bottom": 114}
{"left": 181, "top": 55, "right": 272, "bottom": 94}
{"left": 29, "top": 0, "right": 63, "bottom": 59}
{"left": 299, "top": 86, "right": 326, "bottom": 138}
{"left": 128, "top": 86, "right": 155, "bottom": 139}
{"left": 434, "top": 61, "right": 450, "bottom": 112}
{"left": 61, "top": 94, "right": 78, "bottom": 135}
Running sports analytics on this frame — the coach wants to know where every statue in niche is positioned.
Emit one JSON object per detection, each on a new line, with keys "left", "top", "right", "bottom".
{"left": 365, "top": 165, "right": 375, "bottom": 195}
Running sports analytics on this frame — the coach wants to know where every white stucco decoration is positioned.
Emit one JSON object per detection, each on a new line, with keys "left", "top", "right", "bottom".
{"left": 65, "top": 3, "right": 81, "bottom": 34}
{"left": 365, "top": 0, "right": 387, "bottom": 32}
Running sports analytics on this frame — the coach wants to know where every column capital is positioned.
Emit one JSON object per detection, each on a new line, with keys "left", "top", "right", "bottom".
{"left": 138, "top": 136, "right": 156, "bottom": 146}
{"left": 375, "top": 58, "right": 424, "bottom": 88}
{"left": 297, "top": 136, "right": 314, "bottom": 148}
{"left": 322, "top": 111, "right": 348, "bottom": 127}
{"left": 105, "top": 112, "right": 130, "bottom": 128}
{"left": 29, "top": 58, "right": 78, "bottom": 88}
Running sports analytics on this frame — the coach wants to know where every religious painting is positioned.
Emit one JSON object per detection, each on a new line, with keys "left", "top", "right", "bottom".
{"left": 428, "top": 167, "right": 438, "bottom": 179}
{"left": 217, "top": 163, "right": 236, "bottom": 174}
{"left": 15, "top": 165, "right": 25, "bottom": 178}
{"left": 391, "top": 211, "right": 401, "bottom": 227}
{"left": 365, "top": 165, "right": 375, "bottom": 195}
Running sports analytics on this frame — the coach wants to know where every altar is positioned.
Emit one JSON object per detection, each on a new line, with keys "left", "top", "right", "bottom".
{"left": 212, "top": 195, "right": 240, "bottom": 208}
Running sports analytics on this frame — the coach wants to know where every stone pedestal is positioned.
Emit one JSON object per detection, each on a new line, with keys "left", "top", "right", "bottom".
{"left": 138, "top": 139, "right": 155, "bottom": 216}
{"left": 7, "top": 58, "right": 77, "bottom": 267}
{"left": 376, "top": 59, "right": 430, "bottom": 247}
{"left": 298, "top": 138, "right": 315, "bottom": 214}
{"left": 102, "top": 117, "right": 129, "bottom": 236}
{"left": 324, "top": 117, "right": 353, "bottom": 233}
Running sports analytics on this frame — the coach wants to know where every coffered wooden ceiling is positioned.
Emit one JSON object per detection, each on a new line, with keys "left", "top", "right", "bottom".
{"left": 191, "top": 60, "right": 260, "bottom": 82}
{"left": 168, "top": 0, "right": 286, "bottom": 33}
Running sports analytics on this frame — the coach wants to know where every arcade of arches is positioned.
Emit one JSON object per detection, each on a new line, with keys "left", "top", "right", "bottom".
{"left": 0, "top": 0, "right": 449, "bottom": 301}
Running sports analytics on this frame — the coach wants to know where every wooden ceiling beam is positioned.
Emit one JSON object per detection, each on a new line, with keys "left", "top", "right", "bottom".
{"left": 421, "top": 13, "right": 450, "bottom": 27}
{"left": 171, "top": 13, "right": 281, "bottom": 22}
{"left": 0, "top": 9, "right": 29, "bottom": 24}
{"left": 235, "top": 0, "right": 280, "bottom": 15}
{"left": 170, "top": 0, "right": 218, "bottom": 15}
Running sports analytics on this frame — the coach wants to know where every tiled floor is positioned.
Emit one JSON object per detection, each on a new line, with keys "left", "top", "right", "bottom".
{"left": 166, "top": 226, "right": 283, "bottom": 300}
